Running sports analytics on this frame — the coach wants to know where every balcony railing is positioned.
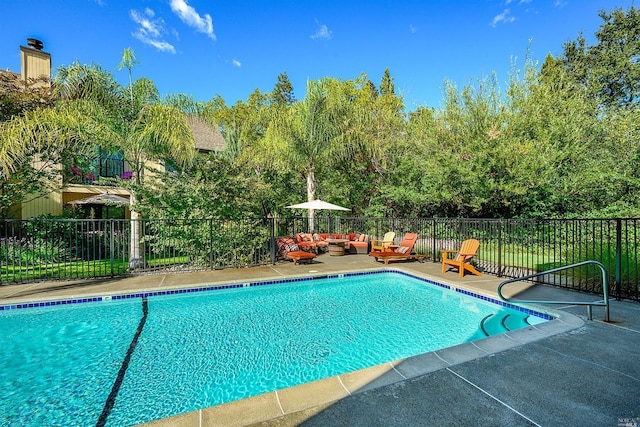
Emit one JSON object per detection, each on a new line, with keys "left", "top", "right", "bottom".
{"left": 65, "top": 159, "right": 132, "bottom": 185}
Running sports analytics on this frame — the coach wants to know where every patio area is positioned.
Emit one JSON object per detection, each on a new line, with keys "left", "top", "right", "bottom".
{"left": 1, "top": 253, "right": 638, "bottom": 426}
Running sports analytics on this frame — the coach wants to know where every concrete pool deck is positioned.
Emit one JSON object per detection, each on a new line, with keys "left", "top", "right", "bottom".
{"left": 1, "top": 254, "right": 639, "bottom": 426}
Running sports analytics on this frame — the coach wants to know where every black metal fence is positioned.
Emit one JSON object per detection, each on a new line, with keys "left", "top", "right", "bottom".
{"left": 0, "top": 218, "right": 273, "bottom": 284}
{"left": 2, "top": 217, "right": 638, "bottom": 301}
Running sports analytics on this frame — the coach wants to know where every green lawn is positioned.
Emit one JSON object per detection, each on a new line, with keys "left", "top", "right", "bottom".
{"left": 1, "top": 255, "right": 192, "bottom": 283}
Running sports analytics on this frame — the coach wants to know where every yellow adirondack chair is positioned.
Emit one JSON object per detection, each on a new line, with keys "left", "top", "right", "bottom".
{"left": 441, "top": 239, "right": 481, "bottom": 277}
{"left": 370, "top": 231, "right": 396, "bottom": 252}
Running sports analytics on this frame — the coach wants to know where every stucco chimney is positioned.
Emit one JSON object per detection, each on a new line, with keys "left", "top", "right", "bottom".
{"left": 20, "top": 38, "right": 51, "bottom": 82}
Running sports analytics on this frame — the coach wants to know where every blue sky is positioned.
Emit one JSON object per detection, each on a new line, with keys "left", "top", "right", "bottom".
{"left": 1, "top": 0, "right": 634, "bottom": 110}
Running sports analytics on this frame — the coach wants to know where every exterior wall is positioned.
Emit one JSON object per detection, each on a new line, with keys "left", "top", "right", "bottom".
{"left": 10, "top": 44, "right": 53, "bottom": 219}
{"left": 143, "top": 159, "right": 165, "bottom": 178}
{"left": 18, "top": 155, "right": 62, "bottom": 219}
{"left": 21, "top": 190, "right": 63, "bottom": 219}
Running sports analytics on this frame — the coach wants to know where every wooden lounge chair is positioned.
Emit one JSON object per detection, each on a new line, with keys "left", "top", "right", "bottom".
{"left": 276, "top": 237, "right": 317, "bottom": 265}
{"left": 441, "top": 239, "right": 481, "bottom": 277}
{"left": 370, "top": 231, "right": 396, "bottom": 252}
{"left": 369, "top": 233, "right": 428, "bottom": 264}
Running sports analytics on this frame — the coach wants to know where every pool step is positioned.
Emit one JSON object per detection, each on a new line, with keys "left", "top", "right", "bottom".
{"left": 480, "top": 313, "right": 530, "bottom": 336}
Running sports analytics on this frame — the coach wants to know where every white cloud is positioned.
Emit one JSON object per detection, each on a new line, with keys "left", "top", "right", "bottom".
{"left": 491, "top": 9, "right": 516, "bottom": 27}
{"left": 130, "top": 9, "right": 162, "bottom": 38}
{"left": 132, "top": 32, "right": 176, "bottom": 53}
{"left": 311, "top": 20, "right": 332, "bottom": 40}
{"left": 130, "top": 8, "right": 176, "bottom": 53}
{"left": 232, "top": 59, "right": 242, "bottom": 68}
{"left": 409, "top": 24, "right": 417, "bottom": 34}
{"left": 170, "top": 0, "right": 216, "bottom": 40}
{"left": 554, "top": 0, "right": 568, "bottom": 7}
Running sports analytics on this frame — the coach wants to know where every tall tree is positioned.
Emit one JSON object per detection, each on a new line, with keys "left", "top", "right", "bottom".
{"left": 380, "top": 68, "right": 395, "bottom": 96}
{"left": 561, "top": 5, "right": 640, "bottom": 107}
{"left": 335, "top": 73, "right": 406, "bottom": 216}
{"left": 263, "top": 78, "right": 349, "bottom": 229}
{"left": 53, "top": 57, "right": 195, "bottom": 268}
{"left": 271, "top": 72, "right": 295, "bottom": 105}
{"left": 118, "top": 47, "right": 140, "bottom": 113}
{"left": 590, "top": 6, "right": 640, "bottom": 106}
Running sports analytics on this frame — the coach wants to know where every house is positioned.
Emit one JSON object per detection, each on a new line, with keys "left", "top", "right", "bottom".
{"left": 4, "top": 39, "right": 224, "bottom": 220}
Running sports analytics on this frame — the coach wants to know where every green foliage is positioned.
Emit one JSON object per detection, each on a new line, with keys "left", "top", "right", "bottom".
{"left": 4, "top": 5, "right": 640, "bottom": 223}
{"left": 135, "top": 154, "right": 266, "bottom": 219}
{"left": 560, "top": 5, "right": 640, "bottom": 108}
{"left": 141, "top": 218, "right": 271, "bottom": 269}
{"left": 380, "top": 68, "right": 395, "bottom": 95}
{"left": 1, "top": 211, "right": 118, "bottom": 271}
{"left": 264, "top": 78, "right": 349, "bottom": 205}
{"left": 133, "top": 154, "right": 273, "bottom": 268}
{"left": 561, "top": 241, "right": 639, "bottom": 295}
{"left": 271, "top": 72, "right": 295, "bottom": 105}
{"left": 0, "top": 74, "right": 54, "bottom": 122}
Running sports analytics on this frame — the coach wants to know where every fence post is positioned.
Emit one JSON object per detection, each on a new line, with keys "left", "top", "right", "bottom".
{"left": 615, "top": 218, "right": 622, "bottom": 299}
{"left": 497, "top": 220, "right": 503, "bottom": 277}
{"left": 209, "top": 219, "right": 214, "bottom": 270}
{"left": 271, "top": 217, "right": 276, "bottom": 265}
{"left": 432, "top": 219, "right": 437, "bottom": 262}
{"left": 109, "top": 219, "right": 114, "bottom": 277}
{"left": 375, "top": 218, "right": 379, "bottom": 241}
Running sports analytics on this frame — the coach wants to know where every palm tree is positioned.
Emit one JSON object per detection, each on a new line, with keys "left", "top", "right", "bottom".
{"left": 264, "top": 78, "right": 348, "bottom": 230}
{"left": 53, "top": 54, "right": 195, "bottom": 269}
{"left": 118, "top": 47, "right": 139, "bottom": 113}
{"left": 0, "top": 99, "right": 113, "bottom": 217}
{"left": 121, "top": 102, "right": 194, "bottom": 268}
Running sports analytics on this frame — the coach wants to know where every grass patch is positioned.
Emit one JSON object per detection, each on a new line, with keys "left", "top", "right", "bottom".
{"left": 1, "top": 259, "right": 129, "bottom": 282}
{"left": 1, "top": 255, "right": 193, "bottom": 283}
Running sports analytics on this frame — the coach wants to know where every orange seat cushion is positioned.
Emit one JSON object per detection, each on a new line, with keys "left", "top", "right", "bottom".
{"left": 286, "top": 251, "right": 316, "bottom": 262}
{"left": 287, "top": 251, "right": 315, "bottom": 259}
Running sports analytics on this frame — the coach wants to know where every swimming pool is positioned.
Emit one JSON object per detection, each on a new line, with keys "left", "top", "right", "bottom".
{"left": 0, "top": 271, "right": 552, "bottom": 426}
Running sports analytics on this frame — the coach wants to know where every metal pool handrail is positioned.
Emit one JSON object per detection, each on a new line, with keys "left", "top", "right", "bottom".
{"left": 497, "top": 260, "right": 610, "bottom": 321}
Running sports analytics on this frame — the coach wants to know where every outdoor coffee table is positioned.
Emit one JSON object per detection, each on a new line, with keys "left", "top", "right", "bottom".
{"left": 325, "top": 238, "right": 349, "bottom": 256}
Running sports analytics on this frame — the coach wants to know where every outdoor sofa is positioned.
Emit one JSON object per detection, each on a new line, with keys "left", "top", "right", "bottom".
{"left": 295, "top": 232, "right": 370, "bottom": 254}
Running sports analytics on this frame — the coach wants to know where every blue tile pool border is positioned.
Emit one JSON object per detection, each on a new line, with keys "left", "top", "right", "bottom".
{"left": 0, "top": 269, "right": 554, "bottom": 320}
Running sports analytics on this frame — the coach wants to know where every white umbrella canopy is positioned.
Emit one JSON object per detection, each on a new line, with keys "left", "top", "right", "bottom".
{"left": 286, "top": 199, "right": 350, "bottom": 233}
{"left": 67, "top": 193, "right": 130, "bottom": 205}
{"left": 286, "top": 199, "right": 350, "bottom": 211}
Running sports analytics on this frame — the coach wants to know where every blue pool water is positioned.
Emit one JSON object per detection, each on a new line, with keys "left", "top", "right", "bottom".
{"left": 0, "top": 271, "right": 550, "bottom": 426}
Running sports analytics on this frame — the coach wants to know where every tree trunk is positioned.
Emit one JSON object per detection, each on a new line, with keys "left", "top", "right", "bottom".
{"left": 128, "top": 193, "right": 145, "bottom": 269}
{"left": 307, "top": 167, "right": 316, "bottom": 233}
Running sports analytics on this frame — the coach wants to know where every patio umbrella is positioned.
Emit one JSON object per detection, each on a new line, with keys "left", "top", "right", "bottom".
{"left": 285, "top": 199, "right": 350, "bottom": 211}
{"left": 286, "top": 199, "right": 350, "bottom": 233}
{"left": 67, "top": 193, "right": 130, "bottom": 205}
{"left": 67, "top": 193, "right": 130, "bottom": 219}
